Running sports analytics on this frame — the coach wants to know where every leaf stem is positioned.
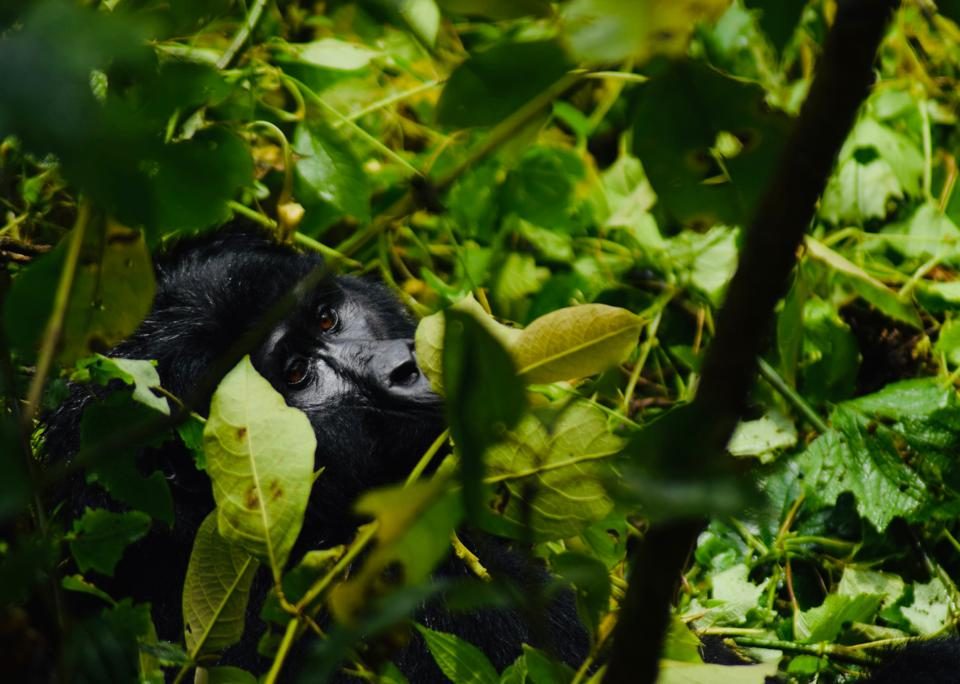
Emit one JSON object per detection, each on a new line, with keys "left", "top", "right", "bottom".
{"left": 730, "top": 636, "right": 879, "bottom": 666}
{"left": 757, "top": 357, "right": 829, "bottom": 433}
{"left": 296, "top": 521, "right": 379, "bottom": 611}
{"left": 23, "top": 200, "right": 90, "bottom": 429}
{"left": 217, "top": 0, "right": 269, "bottom": 70}
{"left": 263, "top": 616, "right": 300, "bottom": 684}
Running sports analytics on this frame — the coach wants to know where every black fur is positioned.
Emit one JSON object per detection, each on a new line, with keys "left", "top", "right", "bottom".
{"left": 862, "top": 639, "right": 960, "bottom": 683}
{"left": 43, "top": 228, "right": 588, "bottom": 681}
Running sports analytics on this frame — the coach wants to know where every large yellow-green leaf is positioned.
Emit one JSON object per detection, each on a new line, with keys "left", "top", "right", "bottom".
{"left": 485, "top": 401, "right": 622, "bottom": 540}
{"left": 514, "top": 304, "right": 642, "bottom": 383}
{"left": 5, "top": 221, "right": 156, "bottom": 364}
{"left": 182, "top": 512, "right": 259, "bottom": 657}
{"left": 204, "top": 356, "right": 316, "bottom": 579}
{"left": 562, "top": 0, "right": 730, "bottom": 66}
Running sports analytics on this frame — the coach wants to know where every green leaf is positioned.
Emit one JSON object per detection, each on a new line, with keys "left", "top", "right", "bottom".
{"left": 415, "top": 624, "right": 499, "bottom": 684}
{"left": 662, "top": 615, "right": 703, "bottom": 663}
{"left": 5, "top": 222, "right": 156, "bottom": 365}
{"left": 293, "top": 121, "right": 371, "bottom": 231}
{"left": 68, "top": 508, "right": 151, "bottom": 577}
{"left": 143, "top": 128, "right": 254, "bottom": 238}
{"left": 61, "top": 574, "right": 115, "bottom": 606}
{"left": 204, "top": 356, "right": 316, "bottom": 578}
{"left": 520, "top": 645, "right": 574, "bottom": 684}
{"left": 820, "top": 118, "right": 923, "bottom": 223}
{"left": 796, "top": 593, "right": 882, "bottom": 643}
{"left": 81, "top": 393, "right": 174, "bottom": 524}
{"left": 437, "top": 39, "right": 571, "bottom": 129}
{"left": 72, "top": 355, "right": 169, "bottom": 415}
{"left": 182, "top": 512, "right": 259, "bottom": 657}
{"left": 514, "top": 304, "right": 642, "bottom": 384}
{"left": 726, "top": 410, "right": 797, "bottom": 461}
{"left": 796, "top": 406, "right": 928, "bottom": 531}
{"left": 436, "top": 0, "right": 552, "bottom": 20}
{"left": 799, "top": 296, "right": 859, "bottom": 404}
{"left": 330, "top": 482, "right": 462, "bottom": 622}
{"left": 502, "top": 146, "right": 585, "bottom": 232}
{"left": 366, "top": 0, "right": 441, "bottom": 46}
{"left": 552, "top": 552, "right": 611, "bottom": 635}
{"left": 937, "top": 318, "right": 960, "bottom": 367}
{"left": 838, "top": 568, "right": 905, "bottom": 609}
{"left": 561, "top": 0, "right": 731, "bottom": 65}
{"left": 743, "top": 0, "right": 807, "bottom": 53}
{"left": 805, "top": 236, "right": 922, "bottom": 329}
{"left": 632, "top": 60, "right": 790, "bottom": 228}
{"left": 901, "top": 578, "right": 951, "bottom": 634}
{"left": 288, "top": 39, "right": 382, "bottom": 70}
{"left": 204, "top": 666, "right": 258, "bottom": 684}
{"left": 880, "top": 202, "right": 960, "bottom": 266}
{"left": 443, "top": 309, "right": 526, "bottom": 517}
{"left": 667, "top": 225, "right": 740, "bottom": 305}
{"left": 657, "top": 660, "right": 779, "bottom": 684}
{"left": 485, "top": 401, "right": 621, "bottom": 540}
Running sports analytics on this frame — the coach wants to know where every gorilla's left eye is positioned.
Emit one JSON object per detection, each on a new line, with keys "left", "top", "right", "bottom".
{"left": 318, "top": 305, "right": 339, "bottom": 333}
{"left": 284, "top": 357, "right": 309, "bottom": 387}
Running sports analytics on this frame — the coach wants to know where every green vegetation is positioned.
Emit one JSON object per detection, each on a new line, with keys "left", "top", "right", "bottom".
{"left": 4, "top": 1, "right": 960, "bottom": 682}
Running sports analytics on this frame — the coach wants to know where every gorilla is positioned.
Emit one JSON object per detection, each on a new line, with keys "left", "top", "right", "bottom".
{"left": 43, "top": 227, "right": 588, "bottom": 681}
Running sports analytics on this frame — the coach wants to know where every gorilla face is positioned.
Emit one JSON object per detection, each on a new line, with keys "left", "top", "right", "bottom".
{"left": 248, "top": 275, "right": 446, "bottom": 546}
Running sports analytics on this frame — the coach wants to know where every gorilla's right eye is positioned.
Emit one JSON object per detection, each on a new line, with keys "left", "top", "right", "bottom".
{"left": 284, "top": 357, "right": 309, "bottom": 387}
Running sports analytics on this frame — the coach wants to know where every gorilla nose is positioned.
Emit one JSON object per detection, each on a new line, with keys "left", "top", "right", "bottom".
{"left": 376, "top": 340, "right": 435, "bottom": 401}
{"left": 388, "top": 358, "right": 421, "bottom": 387}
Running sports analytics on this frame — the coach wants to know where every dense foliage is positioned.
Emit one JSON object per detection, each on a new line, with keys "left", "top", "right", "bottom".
{"left": 4, "top": 1, "right": 960, "bottom": 682}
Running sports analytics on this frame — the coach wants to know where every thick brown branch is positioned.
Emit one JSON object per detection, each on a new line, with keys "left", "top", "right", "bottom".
{"left": 602, "top": 2, "right": 901, "bottom": 682}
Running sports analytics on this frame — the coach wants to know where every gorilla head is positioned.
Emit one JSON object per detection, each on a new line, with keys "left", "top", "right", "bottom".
{"left": 113, "top": 229, "right": 444, "bottom": 544}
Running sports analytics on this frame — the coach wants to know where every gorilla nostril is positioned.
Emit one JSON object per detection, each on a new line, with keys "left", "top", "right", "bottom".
{"left": 389, "top": 360, "right": 420, "bottom": 386}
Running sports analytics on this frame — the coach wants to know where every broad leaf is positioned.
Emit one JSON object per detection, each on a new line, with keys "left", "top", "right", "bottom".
{"left": 444, "top": 309, "right": 526, "bottom": 517}
{"left": 329, "top": 481, "right": 462, "bottom": 622}
{"left": 68, "top": 508, "right": 151, "bottom": 577}
{"left": 293, "top": 121, "right": 371, "bottom": 233}
{"left": 437, "top": 39, "right": 571, "bottom": 129}
{"left": 204, "top": 356, "right": 315, "bottom": 579}
{"left": 514, "top": 304, "right": 642, "bottom": 384}
{"left": 415, "top": 624, "right": 498, "bottom": 684}
{"left": 182, "top": 512, "right": 259, "bottom": 657}
{"left": 5, "top": 221, "right": 155, "bottom": 365}
{"left": 562, "top": 0, "right": 731, "bottom": 66}
{"left": 484, "top": 401, "right": 621, "bottom": 540}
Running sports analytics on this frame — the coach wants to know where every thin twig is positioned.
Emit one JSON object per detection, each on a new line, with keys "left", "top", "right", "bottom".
{"left": 217, "top": 0, "right": 270, "bottom": 70}
{"left": 23, "top": 201, "right": 90, "bottom": 428}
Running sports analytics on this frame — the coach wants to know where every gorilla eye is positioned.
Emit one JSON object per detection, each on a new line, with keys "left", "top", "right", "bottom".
{"left": 284, "top": 357, "right": 309, "bottom": 387}
{"left": 318, "top": 305, "right": 339, "bottom": 333}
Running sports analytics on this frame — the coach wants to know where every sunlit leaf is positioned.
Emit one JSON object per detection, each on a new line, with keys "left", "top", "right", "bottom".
{"left": 204, "top": 356, "right": 315, "bottom": 578}
{"left": 514, "top": 305, "right": 642, "bottom": 384}
{"left": 484, "top": 401, "right": 621, "bottom": 540}
{"left": 562, "top": 0, "right": 731, "bottom": 65}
